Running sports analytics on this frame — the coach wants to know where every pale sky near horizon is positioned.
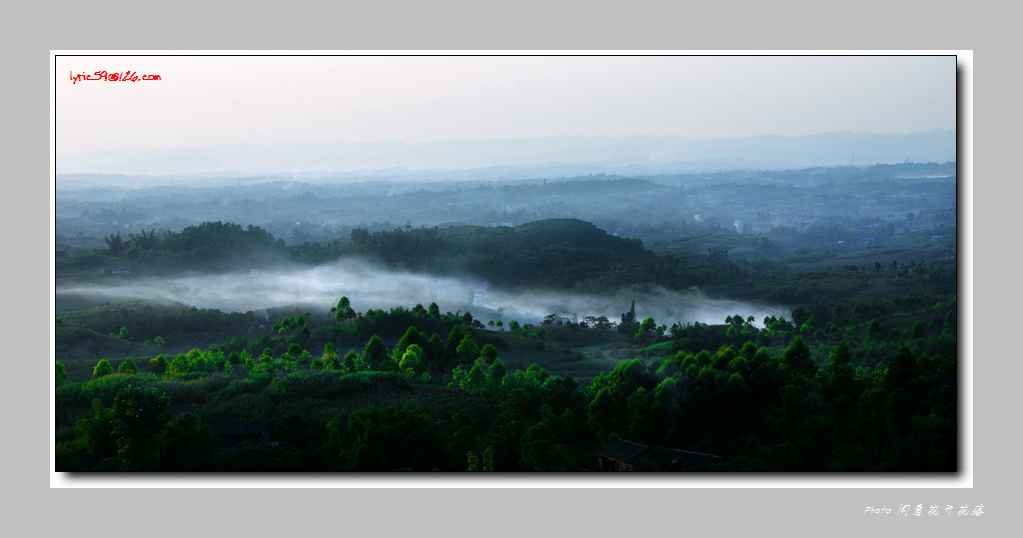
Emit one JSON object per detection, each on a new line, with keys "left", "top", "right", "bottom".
{"left": 54, "top": 54, "right": 957, "bottom": 155}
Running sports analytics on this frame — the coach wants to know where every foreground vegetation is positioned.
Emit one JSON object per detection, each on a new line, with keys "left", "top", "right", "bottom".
{"left": 55, "top": 288, "right": 957, "bottom": 472}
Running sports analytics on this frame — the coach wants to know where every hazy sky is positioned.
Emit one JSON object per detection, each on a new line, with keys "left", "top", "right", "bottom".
{"left": 55, "top": 54, "right": 956, "bottom": 155}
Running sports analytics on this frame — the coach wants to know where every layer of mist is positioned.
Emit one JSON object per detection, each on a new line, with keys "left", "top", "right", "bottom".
{"left": 56, "top": 258, "right": 789, "bottom": 329}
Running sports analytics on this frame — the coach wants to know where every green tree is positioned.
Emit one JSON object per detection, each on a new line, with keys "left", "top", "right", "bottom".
{"left": 626, "top": 386, "right": 657, "bottom": 444}
{"left": 111, "top": 385, "right": 171, "bottom": 470}
{"left": 825, "top": 341, "right": 856, "bottom": 397}
{"left": 342, "top": 350, "right": 361, "bottom": 373}
{"left": 363, "top": 335, "right": 390, "bottom": 371}
{"left": 287, "top": 342, "right": 304, "bottom": 357}
{"left": 781, "top": 335, "right": 816, "bottom": 381}
{"left": 488, "top": 357, "right": 507, "bottom": 387}
{"left": 103, "top": 232, "right": 126, "bottom": 256}
{"left": 824, "top": 341, "right": 860, "bottom": 441}
{"left": 239, "top": 349, "right": 255, "bottom": 371}
{"left": 467, "top": 445, "right": 494, "bottom": 471}
{"left": 148, "top": 355, "right": 168, "bottom": 376}
{"left": 392, "top": 326, "right": 428, "bottom": 365}
{"left": 118, "top": 357, "right": 139, "bottom": 375}
{"left": 167, "top": 354, "right": 189, "bottom": 376}
{"left": 885, "top": 346, "right": 918, "bottom": 392}
{"left": 399, "top": 344, "right": 423, "bottom": 376}
{"left": 456, "top": 359, "right": 487, "bottom": 394}
{"left": 791, "top": 306, "right": 809, "bottom": 329}
{"left": 726, "top": 355, "right": 751, "bottom": 377}
{"left": 56, "top": 361, "right": 67, "bottom": 387}
{"left": 75, "top": 399, "right": 117, "bottom": 456}
{"left": 456, "top": 334, "right": 479, "bottom": 363}
{"left": 322, "top": 351, "right": 342, "bottom": 371}
{"left": 425, "top": 333, "right": 445, "bottom": 370}
{"left": 335, "top": 296, "right": 356, "bottom": 325}
{"left": 619, "top": 300, "right": 640, "bottom": 336}
{"left": 93, "top": 359, "right": 114, "bottom": 379}
{"left": 635, "top": 317, "right": 660, "bottom": 344}
{"left": 129, "top": 228, "right": 158, "bottom": 252}
{"left": 487, "top": 409, "right": 525, "bottom": 471}
{"left": 799, "top": 315, "right": 816, "bottom": 337}
{"left": 259, "top": 348, "right": 273, "bottom": 365}
{"left": 444, "top": 325, "right": 465, "bottom": 362}
{"left": 587, "top": 359, "right": 657, "bottom": 441}
{"left": 320, "top": 342, "right": 340, "bottom": 370}
{"left": 480, "top": 343, "right": 499, "bottom": 365}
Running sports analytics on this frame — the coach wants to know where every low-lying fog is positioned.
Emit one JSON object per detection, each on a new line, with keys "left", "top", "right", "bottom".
{"left": 57, "top": 258, "right": 790, "bottom": 329}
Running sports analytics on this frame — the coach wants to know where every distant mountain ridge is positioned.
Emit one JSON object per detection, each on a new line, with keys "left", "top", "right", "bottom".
{"left": 57, "top": 131, "right": 956, "bottom": 177}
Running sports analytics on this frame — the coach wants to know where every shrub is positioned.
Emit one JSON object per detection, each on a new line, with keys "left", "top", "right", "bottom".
{"left": 118, "top": 358, "right": 140, "bottom": 375}
{"left": 93, "top": 359, "right": 114, "bottom": 379}
{"left": 148, "top": 355, "right": 169, "bottom": 376}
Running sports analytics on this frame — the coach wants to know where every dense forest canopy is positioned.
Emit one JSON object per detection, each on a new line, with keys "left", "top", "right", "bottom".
{"left": 54, "top": 163, "right": 958, "bottom": 472}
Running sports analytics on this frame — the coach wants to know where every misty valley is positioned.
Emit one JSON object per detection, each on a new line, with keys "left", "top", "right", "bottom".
{"left": 54, "top": 162, "right": 957, "bottom": 472}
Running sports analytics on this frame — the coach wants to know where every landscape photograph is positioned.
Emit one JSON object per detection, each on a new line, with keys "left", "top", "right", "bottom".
{"left": 52, "top": 54, "right": 960, "bottom": 475}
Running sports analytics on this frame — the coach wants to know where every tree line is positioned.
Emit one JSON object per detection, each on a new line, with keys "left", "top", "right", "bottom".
{"left": 56, "top": 293, "right": 956, "bottom": 472}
